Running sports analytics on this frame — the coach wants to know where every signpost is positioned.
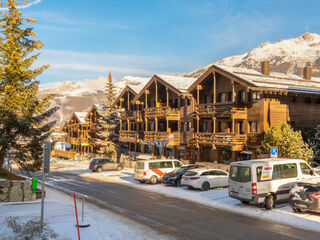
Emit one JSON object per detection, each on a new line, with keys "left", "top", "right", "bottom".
{"left": 40, "top": 140, "right": 51, "bottom": 233}
{"left": 270, "top": 147, "right": 278, "bottom": 158}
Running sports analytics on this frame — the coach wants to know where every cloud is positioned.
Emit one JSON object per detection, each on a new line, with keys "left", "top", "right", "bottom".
{"left": 0, "top": 0, "right": 41, "bottom": 10}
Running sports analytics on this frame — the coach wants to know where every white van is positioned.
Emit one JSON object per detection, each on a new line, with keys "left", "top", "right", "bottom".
{"left": 229, "top": 158, "right": 318, "bottom": 209}
{"left": 134, "top": 159, "right": 183, "bottom": 184}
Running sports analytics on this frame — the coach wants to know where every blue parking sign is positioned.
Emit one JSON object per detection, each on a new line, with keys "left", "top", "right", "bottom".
{"left": 270, "top": 148, "right": 278, "bottom": 158}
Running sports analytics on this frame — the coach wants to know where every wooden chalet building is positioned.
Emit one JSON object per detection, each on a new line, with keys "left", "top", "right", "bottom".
{"left": 61, "top": 104, "right": 105, "bottom": 154}
{"left": 187, "top": 62, "right": 320, "bottom": 162}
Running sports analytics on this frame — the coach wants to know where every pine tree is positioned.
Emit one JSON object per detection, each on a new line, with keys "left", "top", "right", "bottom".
{"left": 104, "top": 72, "right": 116, "bottom": 115}
{"left": 0, "top": 0, "right": 57, "bottom": 174}
{"left": 262, "top": 124, "right": 313, "bottom": 162}
{"left": 91, "top": 72, "right": 124, "bottom": 161}
{"left": 303, "top": 125, "right": 320, "bottom": 164}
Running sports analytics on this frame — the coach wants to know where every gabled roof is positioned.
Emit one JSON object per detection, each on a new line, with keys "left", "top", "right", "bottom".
{"left": 134, "top": 74, "right": 197, "bottom": 102}
{"left": 112, "top": 85, "right": 139, "bottom": 107}
{"left": 188, "top": 64, "right": 320, "bottom": 95}
{"left": 72, "top": 112, "right": 87, "bottom": 124}
{"left": 85, "top": 104, "right": 106, "bottom": 120}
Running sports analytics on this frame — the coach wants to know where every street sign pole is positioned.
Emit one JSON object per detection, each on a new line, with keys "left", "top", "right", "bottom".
{"left": 40, "top": 140, "right": 51, "bottom": 233}
{"left": 270, "top": 147, "right": 278, "bottom": 158}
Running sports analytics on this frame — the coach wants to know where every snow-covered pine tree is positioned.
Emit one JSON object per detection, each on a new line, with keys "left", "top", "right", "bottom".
{"left": 91, "top": 73, "right": 122, "bottom": 161}
{"left": 0, "top": 0, "right": 57, "bottom": 174}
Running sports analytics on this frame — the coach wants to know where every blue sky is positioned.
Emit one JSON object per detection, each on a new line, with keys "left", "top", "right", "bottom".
{"left": 16, "top": 0, "right": 320, "bottom": 87}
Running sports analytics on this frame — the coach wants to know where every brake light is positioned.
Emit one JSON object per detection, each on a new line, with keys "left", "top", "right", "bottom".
{"left": 310, "top": 193, "right": 320, "bottom": 198}
{"left": 93, "top": 163, "right": 96, "bottom": 166}
{"left": 143, "top": 171, "right": 146, "bottom": 176}
{"left": 252, "top": 182, "right": 257, "bottom": 195}
{"left": 190, "top": 177, "right": 200, "bottom": 180}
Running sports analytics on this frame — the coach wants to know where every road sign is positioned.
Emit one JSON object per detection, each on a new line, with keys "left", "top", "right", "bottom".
{"left": 43, "top": 140, "right": 51, "bottom": 174}
{"left": 270, "top": 147, "right": 278, "bottom": 158}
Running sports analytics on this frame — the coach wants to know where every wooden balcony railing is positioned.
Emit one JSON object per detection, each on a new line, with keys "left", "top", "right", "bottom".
{"left": 119, "top": 130, "right": 138, "bottom": 142}
{"left": 144, "top": 131, "right": 180, "bottom": 146}
{"left": 51, "top": 149, "right": 76, "bottom": 159}
{"left": 195, "top": 132, "right": 247, "bottom": 146}
{"left": 195, "top": 103, "right": 247, "bottom": 119}
{"left": 70, "top": 137, "right": 79, "bottom": 145}
{"left": 144, "top": 107, "right": 179, "bottom": 118}
{"left": 120, "top": 110, "right": 134, "bottom": 119}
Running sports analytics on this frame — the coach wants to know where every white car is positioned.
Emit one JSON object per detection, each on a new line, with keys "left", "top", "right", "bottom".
{"left": 181, "top": 168, "right": 229, "bottom": 191}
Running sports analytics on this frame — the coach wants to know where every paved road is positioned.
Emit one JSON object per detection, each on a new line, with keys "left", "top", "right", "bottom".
{"left": 40, "top": 171, "right": 319, "bottom": 240}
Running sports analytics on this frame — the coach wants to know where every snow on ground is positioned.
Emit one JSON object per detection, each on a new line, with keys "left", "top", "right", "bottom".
{"left": 50, "top": 160, "right": 320, "bottom": 232}
{"left": 0, "top": 185, "right": 174, "bottom": 240}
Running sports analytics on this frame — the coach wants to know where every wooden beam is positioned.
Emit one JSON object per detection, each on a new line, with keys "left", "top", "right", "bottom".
{"left": 213, "top": 73, "right": 216, "bottom": 104}
{"left": 166, "top": 86, "right": 169, "bottom": 107}
{"left": 155, "top": 80, "right": 158, "bottom": 107}
{"left": 232, "top": 80, "right": 235, "bottom": 103}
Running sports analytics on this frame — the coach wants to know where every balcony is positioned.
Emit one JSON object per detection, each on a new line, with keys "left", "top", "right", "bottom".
{"left": 144, "top": 131, "right": 180, "bottom": 146}
{"left": 120, "top": 110, "right": 135, "bottom": 119}
{"left": 195, "top": 103, "right": 247, "bottom": 119}
{"left": 70, "top": 137, "right": 79, "bottom": 145}
{"left": 195, "top": 132, "right": 247, "bottom": 147}
{"left": 79, "top": 137, "right": 91, "bottom": 146}
{"left": 144, "top": 107, "right": 179, "bottom": 120}
{"left": 119, "top": 130, "right": 138, "bottom": 142}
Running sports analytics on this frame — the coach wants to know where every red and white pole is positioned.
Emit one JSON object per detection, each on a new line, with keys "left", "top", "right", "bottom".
{"left": 73, "top": 192, "right": 80, "bottom": 240}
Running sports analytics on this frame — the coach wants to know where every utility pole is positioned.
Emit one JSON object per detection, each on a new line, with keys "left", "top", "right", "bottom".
{"left": 41, "top": 140, "right": 51, "bottom": 232}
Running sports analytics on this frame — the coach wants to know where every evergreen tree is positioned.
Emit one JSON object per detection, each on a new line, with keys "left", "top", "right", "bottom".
{"left": 303, "top": 125, "right": 320, "bottom": 164}
{"left": 262, "top": 124, "right": 313, "bottom": 162}
{"left": 0, "top": 0, "right": 57, "bottom": 174}
{"left": 104, "top": 72, "right": 116, "bottom": 115}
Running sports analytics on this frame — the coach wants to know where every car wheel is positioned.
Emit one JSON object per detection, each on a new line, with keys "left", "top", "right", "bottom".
{"left": 241, "top": 201, "right": 249, "bottom": 205}
{"left": 201, "top": 181, "right": 210, "bottom": 191}
{"left": 96, "top": 167, "right": 102, "bottom": 172}
{"left": 175, "top": 179, "right": 182, "bottom": 187}
{"left": 138, "top": 180, "right": 145, "bottom": 184}
{"left": 117, "top": 165, "right": 122, "bottom": 171}
{"left": 149, "top": 176, "right": 158, "bottom": 185}
{"left": 265, "top": 195, "right": 275, "bottom": 210}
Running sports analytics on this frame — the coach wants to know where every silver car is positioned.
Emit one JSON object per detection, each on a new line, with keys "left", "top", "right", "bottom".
{"left": 89, "top": 158, "right": 124, "bottom": 172}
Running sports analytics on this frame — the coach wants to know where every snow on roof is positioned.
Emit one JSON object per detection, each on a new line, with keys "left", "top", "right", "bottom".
{"left": 94, "top": 104, "right": 105, "bottom": 113}
{"left": 156, "top": 74, "right": 197, "bottom": 93}
{"left": 214, "top": 64, "right": 320, "bottom": 94}
{"left": 129, "top": 84, "right": 145, "bottom": 94}
{"left": 74, "top": 112, "right": 87, "bottom": 123}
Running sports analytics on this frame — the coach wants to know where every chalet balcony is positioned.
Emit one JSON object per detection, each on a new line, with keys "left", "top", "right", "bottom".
{"left": 119, "top": 130, "right": 138, "bottom": 142}
{"left": 144, "top": 131, "right": 180, "bottom": 146}
{"left": 144, "top": 107, "right": 179, "bottom": 120}
{"left": 120, "top": 110, "right": 135, "bottom": 119}
{"left": 70, "top": 137, "right": 79, "bottom": 145}
{"left": 195, "top": 103, "right": 247, "bottom": 119}
{"left": 195, "top": 132, "right": 247, "bottom": 146}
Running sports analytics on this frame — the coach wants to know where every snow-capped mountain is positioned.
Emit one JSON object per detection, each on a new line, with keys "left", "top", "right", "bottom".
{"left": 184, "top": 32, "right": 320, "bottom": 78}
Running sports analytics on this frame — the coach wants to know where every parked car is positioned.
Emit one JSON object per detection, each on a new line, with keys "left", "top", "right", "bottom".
{"left": 163, "top": 165, "right": 206, "bottom": 187}
{"left": 134, "top": 159, "right": 183, "bottom": 184}
{"left": 89, "top": 158, "right": 124, "bottom": 172}
{"left": 289, "top": 181, "right": 320, "bottom": 213}
{"left": 229, "top": 158, "right": 318, "bottom": 210}
{"left": 181, "top": 168, "right": 229, "bottom": 191}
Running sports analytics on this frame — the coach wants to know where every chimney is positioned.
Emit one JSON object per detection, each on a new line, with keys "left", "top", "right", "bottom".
{"left": 261, "top": 61, "right": 270, "bottom": 75}
{"left": 303, "top": 66, "right": 312, "bottom": 80}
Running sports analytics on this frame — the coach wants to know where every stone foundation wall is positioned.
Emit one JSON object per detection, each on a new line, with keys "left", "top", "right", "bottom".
{"left": 0, "top": 180, "right": 33, "bottom": 202}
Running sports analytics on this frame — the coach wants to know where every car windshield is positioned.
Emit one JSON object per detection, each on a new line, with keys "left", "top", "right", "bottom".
{"left": 174, "top": 166, "right": 189, "bottom": 174}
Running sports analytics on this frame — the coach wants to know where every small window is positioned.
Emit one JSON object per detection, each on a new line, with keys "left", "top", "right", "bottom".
{"left": 280, "top": 163, "right": 297, "bottom": 179}
{"left": 239, "top": 90, "right": 245, "bottom": 102}
{"left": 135, "top": 162, "right": 145, "bottom": 169}
{"left": 305, "top": 97, "right": 312, "bottom": 104}
{"left": 174, "top": 161, "right": 183, "bottom": 168}
{"left": 220, "top": 93, "right": 226, "bottom": 102}
{"left": 185, "top": 171, "right": 197, "bottom": 176}
{"left": 160, "top": 161, "right": 173, "bottom": 168}
{"left": 291, "top": 96, "right": 296, "bottom": 103}
{"left": 300, "top": 162, "right": 313, "bottom": 175}
{"left": 229, "top": 166, "right": 251, "bottom": 182}
{"left": 256, "top": 166, "right": 262, "bottom": 182}
{"left": 272, "top": 165, "right": 281, "bottom": 180}
{"left": 249, "top": 121, "right": 258, "bottom": 133}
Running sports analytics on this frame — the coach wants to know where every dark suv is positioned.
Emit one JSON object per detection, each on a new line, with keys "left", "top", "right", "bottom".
{"left": 89, "top": 158, "right": 124, "bottom": 172}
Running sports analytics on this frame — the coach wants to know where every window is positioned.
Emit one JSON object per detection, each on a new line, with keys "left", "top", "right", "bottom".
{"left": 135, "top": 162, "right": 144, "bottom": 169}
{"left": 220, "top": 93, "right": 226, "bottom": 102}
{"left": 272, "top": 165, "right": 281, "bottom": 179}
{"left": 250, "top": 92, "right": 260, "bottom": 101}
{"left": 280, "top": 163, "right": 297, "bottom": 179}
{"left": 174, "top": 161, "right": 183, "bottom": 168}
{"left": 291, "top": 96, "right": 296, "bottom": 103}
{"left": 161, "top": 161, "right": 173, "bottom": 168}
{"left": 249, "top": 121, "right": 258, "bottom": 133}
{"left": 239, "top": 90, "right": 245, "bottom": 102}
{"left": 305, "top": 97, "right": 312, "bottom": 104}
{"left": 184, "top": 171, "right": 197, "bottom": 176}
{"left": 229, "top": 166, "right": 251, "bottom": 182}
{"left": 228, "top": 92, "right": 232, "bottom": 102}
{"left": 215, "top": 170, "right": 228, "bottom": 176}
{"left": 300, "top": 163, "right": 313, "bottom": 175}
{"left": 316, "top": 98, "right": 320, "bottom": 104}
{"left": 256, "top": 166, "right": 262, "bottom": 182}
